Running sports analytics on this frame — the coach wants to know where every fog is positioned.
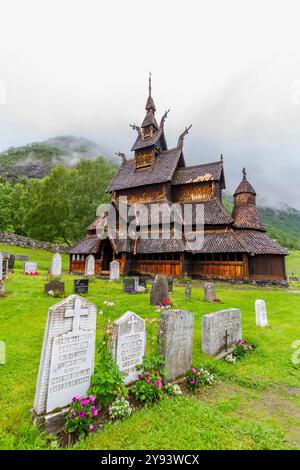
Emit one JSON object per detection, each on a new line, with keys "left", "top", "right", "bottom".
{"left": 0, "top": 0, "right": 300, "bottom": 206}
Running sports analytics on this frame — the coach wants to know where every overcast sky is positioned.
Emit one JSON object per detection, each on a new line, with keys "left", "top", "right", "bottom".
{"left": 0, "top": 0, "right": 300, "bottom": 207}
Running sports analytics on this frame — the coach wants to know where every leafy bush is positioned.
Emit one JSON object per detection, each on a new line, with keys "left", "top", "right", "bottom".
{"left": 65, "top": 395, "right": 98, "bottom": 436}
{"left": 90, "top": 343, "right": 127, "bottom": 406}
{"left": 185, "top": 367, "right": 214, "bottom": 390}
{"left": 132, "top": 370, "right": 163, "bottom": 403}
{"left": 233, "top": 339, "right": 254, "bottom": 359}
{"left": 109, "top": 397, "right": 133, "bottom": 420}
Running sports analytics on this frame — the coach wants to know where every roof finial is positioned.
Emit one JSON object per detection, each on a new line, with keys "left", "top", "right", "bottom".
{"left": 220, "top": 153, "right": 223, "bottom": 162}
{"left": 115, "top": 151, "right": 127, "bottom": 164}
{"left": 177, "top": 124, "right": 192, "bottom": 148}
{"left": 242, "top": 167, "right": 247, "bottom": 179}
{"left": 149, "top": 71, "right": 152, "bottom": 97}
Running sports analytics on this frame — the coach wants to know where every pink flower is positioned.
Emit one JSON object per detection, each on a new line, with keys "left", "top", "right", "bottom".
{"left": 81, "top": 399, "right": 89, "bottom": 406}
{"left": 89, "top": 425, "right": 94, "bottom": 432}
{"left": 191, "top": 367, "right": 196, "bottom": 373}
{"left": 89, "top": 395, "right": 95, "bottom": 403}
{"left": 145, "top": 377, "right": 150, "bottom": 383}
{"left": 190, "top": 379, "right": 195, "bottom": 385}
{"left": 78, "top": 409, "right": 85, "bottom": 418}
{"left": 145, "top": 372, "right": 150, "bottom": 376}
{"left": 138, "top": 374, "right": 142, "bottom": 380}
{"left": 91, "top": 407, "right": 98, "bottom": 417}
{"left": 156, "top": 380, "right": 162, "bottom": 388}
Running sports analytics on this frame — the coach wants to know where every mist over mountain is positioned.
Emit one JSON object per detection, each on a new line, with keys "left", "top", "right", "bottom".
{"left": 0, "top": 135, "right": 118, "bottom": 180}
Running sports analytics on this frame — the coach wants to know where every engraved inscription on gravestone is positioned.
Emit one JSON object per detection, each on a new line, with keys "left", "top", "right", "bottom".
{"left": 73, "top": 279, "right": 89, "bottom": 294}
{"left": 24, "top": 261, "right": 38, "bottom": 274}
{"left": 111, "top": 311, "right": 146, "bottom": 385}
{"left": 33, "top": 295, "right": 97, "bottom": 415}
{"left": 204, "top": 283, "right": 216, "bottom": 302}
{"left": 44, "top": 281, "right": 65, "bottom": 297}
{"left": 255, "top": 299, "right": 268, "bottom": 327}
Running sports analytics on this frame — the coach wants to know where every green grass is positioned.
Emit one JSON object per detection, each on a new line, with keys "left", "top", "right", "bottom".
{"left": 286, "top": 250, "right": 300, "bottom": 276}
{"left": 0, "top": 244, "right": 299, "bottom": 450}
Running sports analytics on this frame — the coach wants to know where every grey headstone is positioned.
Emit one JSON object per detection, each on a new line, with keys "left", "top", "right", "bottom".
{"left": 8, "top": 255, "right": 15, "bottom": 272}
{"left": 123, "top": 277, "right": 139, "bottom": 293}
{"left": 109, "top": 260, "right": 120, "bottom": 280}
{"left": 85, "top": 255, "right": 95, "bottom": 276}
{"left": 33, "top": 295, "right": 97, "bottom": 415}
{"left": 111, "top": 311, "right": 146, "bottom": 385}
{"left": 16, "top": 255, "right": 29, "bottom": 261}
{"left": 160, "top": 309, "right": 194, "bottom": 381}
{"left": 24, "top": 261, "right": 38, "bottom": 274}
{"left": 255, "top": 299, "right": 268, "bottom": 327}
{"left": 50, "top": 253, "right": 62, "bottom": 277}
{"left": 202, "top": 308, "right": 242, "bottom": 356}
{"left": 185, "top": 283, "right": 192, "bottom": 301}
{"left": 0, "top": 252, "right": 3, "bottom": 281}
{"left": 150, "top": 275, "right": 169, "bottom": 305}
{"left": 204, "top": 282, "right": 216, "bottom": 302}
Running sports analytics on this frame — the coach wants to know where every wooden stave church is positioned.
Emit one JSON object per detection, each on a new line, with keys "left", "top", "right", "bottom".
{"left": 69, "top": 77, "right": 288, "bottom": 283}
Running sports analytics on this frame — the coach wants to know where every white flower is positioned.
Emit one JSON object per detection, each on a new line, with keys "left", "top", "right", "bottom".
{"left": 98, "top": 310, "right": 103, "bottom": 315}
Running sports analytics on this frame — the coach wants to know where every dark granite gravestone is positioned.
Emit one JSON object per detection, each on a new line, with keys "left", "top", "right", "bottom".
{"left": 167, "top": 278, "right": 173, "bottom": 293}
{"left": 16, "top": 255, "right": 29, "bottom": 262}
{"left": 8, "top": 255, "right": 15, "bottom": 272}
{"left": 44, "top": 281, "right": 65, "bottom": 297}
{"left": 150, "top": 275, "right": 169, "bottom": 306}
{"left": 123, "top": 277, "right": 139, "bottom": 293}
{"left": 73, "top": 279, "right": 89, "bottom": 295}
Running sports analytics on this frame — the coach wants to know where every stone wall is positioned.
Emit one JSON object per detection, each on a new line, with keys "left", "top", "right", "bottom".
{"left": 0, "top": 232, "right": 69, "bottom": 253}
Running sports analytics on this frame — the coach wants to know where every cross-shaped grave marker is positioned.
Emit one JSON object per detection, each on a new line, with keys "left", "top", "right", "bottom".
{"left": 65, "top": 297, "right": 89, "bottom": 334}
{"left": 128, "top": 315, "right": 139, "bottom": 332}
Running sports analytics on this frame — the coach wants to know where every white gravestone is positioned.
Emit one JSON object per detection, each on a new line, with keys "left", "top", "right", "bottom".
{"left": 33, "top": 295, "right": 97, "bottom": 415}
{"left": 24, "top": 261, "right": 38, "bottom": 274}
{"left": 111, "top": 311, "right": 146, "bottom": 385}
{"left": 160, "top": 309, "right": 194, "bottom": 381}
{"left": 85, "top": 255, "right": 95, "bottom": 276}
{"left": 50, "top": 253, "right": 62, "bottom": 277}
{"left": 202, "top": 308, "right": 242, "bottom": 356}
{"left": 109, "top": 260, "right": 120, "bottom": 280}
{"left": 255, "top": 299, "right": 268, "bottom": 327}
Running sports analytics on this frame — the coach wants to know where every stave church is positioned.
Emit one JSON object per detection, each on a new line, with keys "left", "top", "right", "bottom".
{"left": 69, "top": 76, "right": 287, "bottom": 283}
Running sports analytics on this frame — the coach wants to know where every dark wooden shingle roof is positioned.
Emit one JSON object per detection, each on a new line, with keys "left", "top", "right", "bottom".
{"left": 108, "top": 147, "right": 182, "bottom": 192}
{"left": 172, "top": 161, "right": 223, "bottom": 185}
{"left": 232, "top": 204, "right": 266, "bottom": 231}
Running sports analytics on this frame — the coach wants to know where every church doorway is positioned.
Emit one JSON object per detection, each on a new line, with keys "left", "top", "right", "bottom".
{"left": 101, "top": 239, "right": 113, "bottom": 271}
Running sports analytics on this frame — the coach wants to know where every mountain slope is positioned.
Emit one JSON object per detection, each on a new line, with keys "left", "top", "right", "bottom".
{"left": 0, "top": 136, "right": 117, "bottom": 180}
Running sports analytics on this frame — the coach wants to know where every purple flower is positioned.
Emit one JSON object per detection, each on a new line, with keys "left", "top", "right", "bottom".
{"left": 191, "top": 368, "right": 196, "bottom": 373}
{"left": 89, "top": 395, "right": 95, "bottom": 403}
{"left": 138, "top": 374, "right": 142, "bottom": 380}
{"left": 91, "top": 407, "right": 98, "bottom": 417}
{"left": 81, "top": 399, "right": 89, "bottom": 406}
{"left": 78, "top": 409, "right": 85, "bottom": 418}
{"left": 72, "top": 396, "right": 81, "bottom": 402}
{"left": 190, "top": 379, "right": 195, "bottom": 385}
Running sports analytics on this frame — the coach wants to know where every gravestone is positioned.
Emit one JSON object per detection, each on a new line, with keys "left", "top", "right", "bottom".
{"left": 0, "top": 252, "right": 3, "bottom": 281}
{"left": 123, "top": 277, "right": 139, "bottom": 293}
{"left": 111, "top": 311, "right": 146, "bottom": 385}
{"left": 50, "top": 253, "right": 62, "bottom": 277}
{"left": 160, "top": 309, "right": 194, "bottom": 381}
{"left": 24, "top": 261, "right": 38, "bottom": 274}
{"left": 0, "top": 282, "right": 4, "bottom": 297}
{"left": 73, "top": 279, "right": 89, "bottom": 295}
{"left": 139, "top": 277, "right": 147, "bottom": 290}
{"left": 167, "top": 278, "right": 173, "bottom": 293}
{"left": 8, "top": 254, "right": 15, "bottom": 272}
{"left": 204, "top": 282, "right": 216, "bottom": 301}
{"left": 202, "top": 308, "right": 242, "bottom": 356}
{"left": 150, "top": 275, "right": 169, "bottom": 305}
{"left": 85, "top": 255, "right": 95, "bottom": 276}
{"left": 1, "top": 253, "right": 9, "bottom": 279}
{"left": 16, "top": 255, "right": 29, "bottom": 262}
{"left": 33, "top": 295, "right": 97, "bottom": 433}
{"left": 185, "top": 283, "right": 192, "bottom": 301}
{"left": 44, "top": 281, "right": 65, "bottom": 297}
{"left": 109, "top": 260, "right": 120, "bottom": 280}
{"left": 255, "top": 299, "right": 268, "bottom": 327}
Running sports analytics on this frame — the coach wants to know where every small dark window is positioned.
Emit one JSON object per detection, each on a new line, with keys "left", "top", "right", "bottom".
{"left": 207, "top": 254, "right": 213, "bottom": 261}
{"left": 229, "top": 253, "right": 235, "bottom": 261}
{"left": 236, "top": 253, "right": 243, "bottom": 261}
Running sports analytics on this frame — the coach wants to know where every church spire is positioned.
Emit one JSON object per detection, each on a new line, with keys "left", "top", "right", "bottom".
{"left": 142, "top": 72, "right": 158, "bottom": 129}
{"left": 145, "top": 72, "right": 156, "bottom": 112}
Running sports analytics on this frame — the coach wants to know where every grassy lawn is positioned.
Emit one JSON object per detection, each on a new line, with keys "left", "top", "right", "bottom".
{"left": 286, "top": 250, "right": 300, "bottom": 276}
{"left": 0, "top": 244, "right": 299, "bottom": 450}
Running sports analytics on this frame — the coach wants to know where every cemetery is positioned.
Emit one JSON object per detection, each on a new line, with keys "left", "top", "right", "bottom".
{"left": 0, "top": 243, "right": 299, "bottom": 450}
